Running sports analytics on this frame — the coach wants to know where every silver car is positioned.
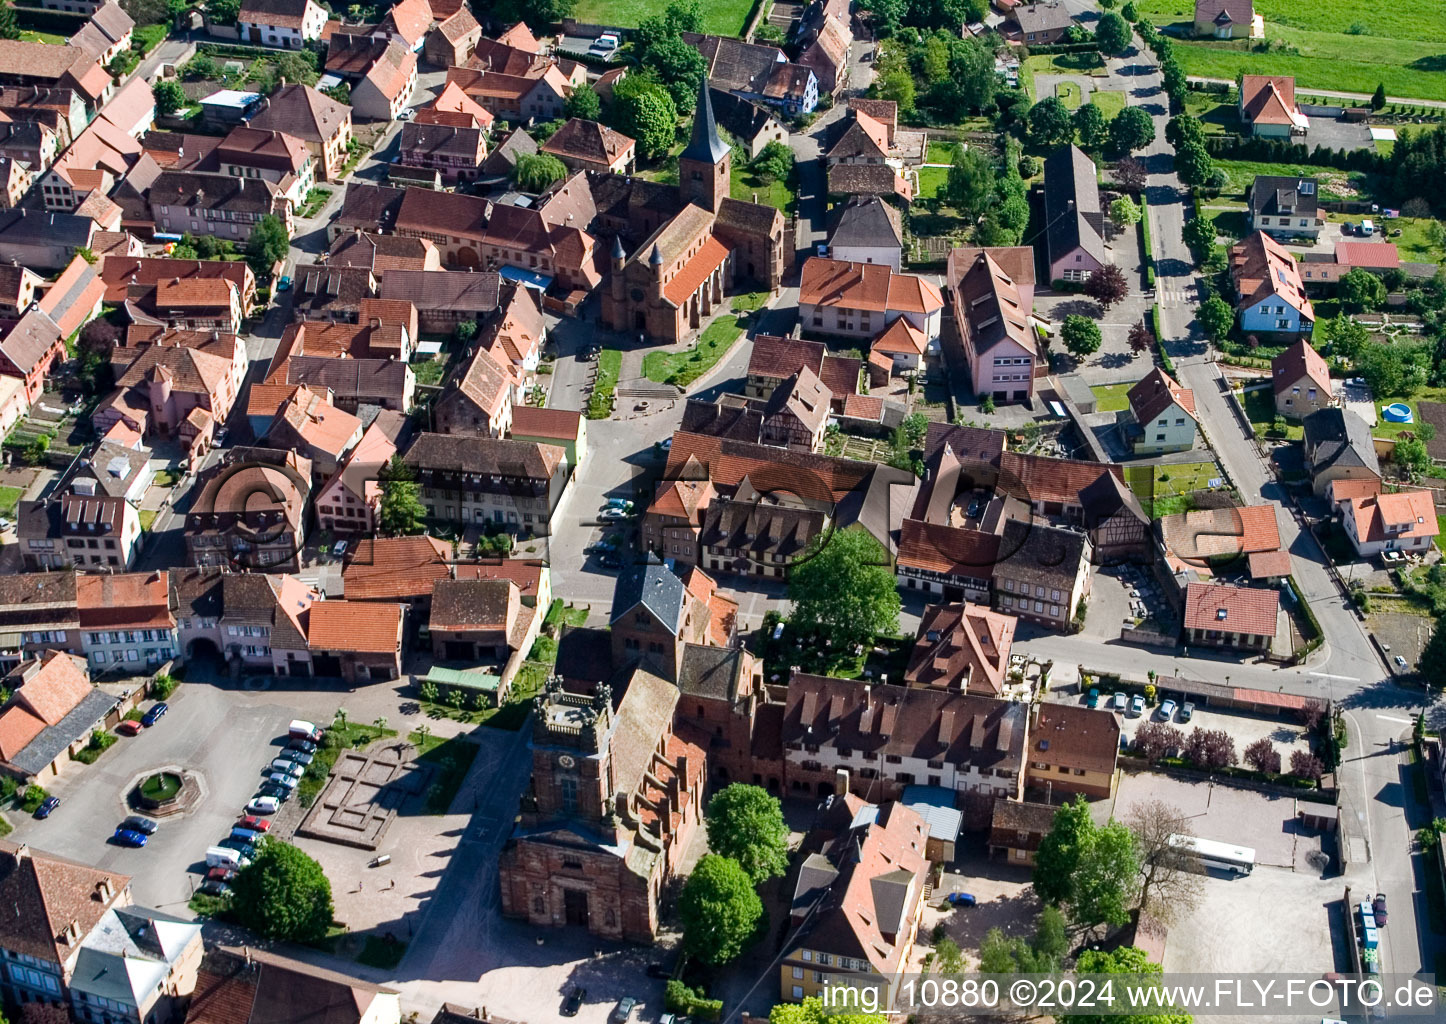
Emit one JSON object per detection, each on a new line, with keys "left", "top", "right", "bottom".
{"left": 266, "top": 772, "right": 299, "bottom": 791}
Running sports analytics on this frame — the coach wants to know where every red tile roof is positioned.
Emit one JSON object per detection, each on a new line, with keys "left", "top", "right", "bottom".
{"left": 1272, "top": 339, "right": 1330, "bottom": 397}
{"left": 306, "top": 599, "right": 402, "bottom": 653}
{"left": 1183, "top": 582, "right": 1279, "bottom": 637}
{"left": 1247, "top": 549, "right": 1293, "bottom": 578}
{"left": 1347, "top": 488, "right": 1438, "bottom": 545}
{"left": 663, "top": 235, "right": 729, "bottom": 306}
{"left": 1335, "top": 241, "right": 1399, "bottom": 269}
{"left": 509, "top": 405, "right": 582, "bottom": 441}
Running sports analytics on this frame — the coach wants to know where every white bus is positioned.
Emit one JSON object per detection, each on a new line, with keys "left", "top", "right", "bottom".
{"left": 1166, "top": 834, "right": 1255, "bottom": 876}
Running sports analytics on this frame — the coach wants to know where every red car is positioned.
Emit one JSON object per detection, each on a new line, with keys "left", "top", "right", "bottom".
{"left": 116, "top": 720, "right": 142, "bottom": 736}
{"left": 236, "top": 815, "right": 271, "bottom": 832}
{"left": 206, "top": 867, "right": 237, "bottom": 882}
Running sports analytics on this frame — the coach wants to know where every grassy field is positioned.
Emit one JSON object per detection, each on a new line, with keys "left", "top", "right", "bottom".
{"left": 1091, "top": 382, "right": 1134, "bottom": 412}
{"left": 642, "top": 314, "right": 744, "bottom": 388}
{"left": 19, "top": 30, "right": 67, "bottom": 44}
{"left": 1130, "top": 0, "right": 1446, "bottom": 100}
{"left": 1242, "top": 384, "right": 1304, "bottom": 439}
{"left": 1367, "top": 387, "right": 1446, "bottom": 440}
{"left": 1055, "top": 81, "right": 1083, "bottom": 109}
{"left": 1125, "top": 461, "right": 1226, "bottom": 516}
{"left": 730, "top": 163, "right": 793, "bottom": 214}
{"left": 0, "top": 485, "right": 22, "bottom": 519}
{"left": 1182, "top": 91, "right": 1239, "bottom": 134}
{"left": 926, "top": 140, "right": 962, "bottom": 165}
{"left": 1090, "top": 90, "right": 1127, "bottom": 120}
{"left": 1210, "top": 160, "right": 1371, "bottom": 199}
{"left": 917, "top": 165, "right": 949, "bottom": 198}
{"left": 572, "top": 0, "right": 754, "bottom": 36}
{"left": 1321, "top": 213, "right": 1445, "bottom": 263}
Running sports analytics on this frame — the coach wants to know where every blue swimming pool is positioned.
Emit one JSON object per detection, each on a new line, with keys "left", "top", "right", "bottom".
{"left": 1382, "top": 403, "right": 1414, "bottom": 423}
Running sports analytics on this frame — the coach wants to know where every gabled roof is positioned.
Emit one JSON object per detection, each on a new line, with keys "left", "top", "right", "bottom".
{"left": 540, "top": 117, "right": 634, "bottom": 166}
{"left": 1183, "top": 581, "right": 1278, "bottom": 637}
{"left": 1043, "top": 144, "right": 1105, "bottom": 267}
{"left": 1029, "top": 702, "right": 1120, "bottom": 773}
{"left": 827, "top": 194, "right": 902, "bottom": 250}
{"left": 402, "top": 431, "right": 563, "bottom": 479}
{"left": 1229, "top": 230, "right": 1313, "bottom": 321}
{"left": 799, "top": 257, "right": 942, "bottom": 314}
{"left": 611, "top": 559, "right": 687, "bottom": 634}
{"left": 1195, "top": 0, "right": 1253, "bottom": 24}
{"left": 1241, "top": 75, "right": 1299, "bottom": 126}
{"left": 1012, "top": 0, "right": 1073, "bottom": 33}
{"left": 1127, "top": 367, "right": 1196, "bottom": 426}
{"left": 1248, "top": 174, "right": 1318, "bottom": 219}
{"left": 306, "top": 600, "right": 402, "bottom": 653}
{"left": 239, "top": 0, "right": 317, "bottom": 29}
{"left": 0, "top": 841, "right": 129, "bottom": 965}
{"left": 376, "top": 0, "right": 432, "bottom": 46}
{"left": 1272, "top": 339, "right": 1330, "bottom": 397}
{"left": 189, "top": 946, "right": 398, "bottom": 1024}
{"left": 904, "top": 601, "right": 1014, "bottom": 696}
{"left": 951, "top": 248, "right": 1036, "bottom": 359}
{"left": 0, "top": 307, "right": 62, "bottom": 376}
{"left": 360, "top": 41, "right": 416, "bottom": 103}
{"left": 247, "top": 83, "right": 350, "bottom": 144}
{"left": 1347, "top": 489, "right": 1439, "bottom": 545}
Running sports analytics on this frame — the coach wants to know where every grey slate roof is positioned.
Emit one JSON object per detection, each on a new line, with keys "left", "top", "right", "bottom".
{"left": 611, "top": 558, "right": 686, "bottom": 634}
{"left": 1303, "top": 407, "right": 1380, "bottom": 476}
{"left": 827, "top": 194, "right": 902, "bottom": 249}
{"left": 1043, "top": 144, "right": 1105, "bottom": 267}
{"left": 707, "top": 88, "right": 779, "bottom": 145}
{"left": 9, "top": 688, "right": 115, "bottom": 777}
{"left": 677, "top": 644, "right": 746, "bottom": 701}
{"left": 679, "top": 79, "right": 729, "bottom": 165}
{"left": 0, "top": 208, "right": 94, "bottom": 247}
{"left": 1247, "top": 174, "right": 1319, "bottom": 220}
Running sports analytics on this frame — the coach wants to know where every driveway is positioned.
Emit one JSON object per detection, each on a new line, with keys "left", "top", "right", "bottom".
{"left": 1305, "top": 115, "right": 1375, "bottom": 154}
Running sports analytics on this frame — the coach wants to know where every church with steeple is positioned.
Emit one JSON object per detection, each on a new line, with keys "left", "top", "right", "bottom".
{"left": 598, "top": 82, "right": 785, "bottom": 343}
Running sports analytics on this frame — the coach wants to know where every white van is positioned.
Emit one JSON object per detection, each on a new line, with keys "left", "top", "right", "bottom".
{"left": 591, "top": 32, "right": 620, "bottom": 53}
{"left": 288, "top": 720, "right": 322, "bottom": 742}
{"left": 206, "top": 846, "right": 246, "bottom": 869}
{"left": 1361, "top": 218, "right": 1375, "bottom": 236}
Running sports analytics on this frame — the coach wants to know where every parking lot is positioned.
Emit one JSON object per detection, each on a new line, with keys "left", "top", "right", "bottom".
{"left": 2, "top": 670, "right": 444, "bottom": 911}
{"left": 1106, "top": 694, "right": 1314, "bottom": 766}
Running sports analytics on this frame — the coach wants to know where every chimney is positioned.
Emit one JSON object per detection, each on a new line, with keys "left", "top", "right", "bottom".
{"left": 61, "top": 920, "right": 80, "bottom": 945}
{"left": 834, "top": 767, "right": 849, "bottom": 796}
{"left": 96, "top": 877, "right": 113, "bottom": 902}
{"left": 279, "top": 76, "right": 287, "bottom": 88}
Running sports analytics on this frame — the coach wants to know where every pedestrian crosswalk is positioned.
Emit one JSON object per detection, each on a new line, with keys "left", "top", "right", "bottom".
{"left": 1157, "top": 285, "right": 1196, "bottom": 304}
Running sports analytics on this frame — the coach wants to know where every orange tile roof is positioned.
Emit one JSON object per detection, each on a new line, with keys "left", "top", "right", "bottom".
{"left": 428, "top": 80, "right": 495, "bottom": 127}
{"left": 1159, "top": 504, "right": 1281, "bottom": 560}
{"left": 663, "top": 235, "right": 729, "bottom": 307}
{"left": 1183, "top": 582, "right": 1279, "bottom": 637}
{"left": 800, "top": 256, "right": 942, "bottom": 315}
{"left": 1329, "top": 476, "right": 1381, "bottom": 506}
{"left": 12, "top": 651, "right": 92, "bottom": 727}
{"left": 1248, "top": 549, "right": 1293, "bottom": 578}
{"left": 509, "top": 405, "right": 582, "bottom": 441}
{"left": 76, "top": 571, "right": 172, "bottom": 629}
{"left": 306, "top": 599, "right": 402, "bottom": 653}
{"left": 648, "top": 478, "right": 714, "bottom": 521}
{"left": 1272, "top": 339, "right": 1331, "bottom": 398}
{"left": 155, "top": 276, "right": 235, "bottom": 308}
{"left": 342, "top": 535, "right": 452, "bottom": 600}
{"left": 1349, "top": 489, "right": 1438, "bottom": 544}
{"left": 1241, "top": 74, "right": 1298, "bottom": 126}
{"left": 870, "top": 317, "right": 925, "bottom": 356}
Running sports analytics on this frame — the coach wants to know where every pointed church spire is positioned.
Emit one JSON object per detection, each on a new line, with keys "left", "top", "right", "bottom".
{"left": 611, "top": 234, "right": 626, "bottom": 260}
{"left": 649, "top": 243, "right": 663, "bottom": 265}
{"left": 680, "top": 81, "right": 729, "bottom": 165}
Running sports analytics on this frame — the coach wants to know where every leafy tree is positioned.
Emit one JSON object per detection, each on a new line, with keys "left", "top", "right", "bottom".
{"left": 1183, "top": 727, "right": 1237, "bottom": 769}
{"left": 1395, "top": 435, "right": 1432, "bottom": 478}
{"left": 0, "top": 1, "right": 19, "bottom": 39}
{"left": 1357, "top": 341, "right": 1428, "bottom": 398}
{"left": 634, "top": 0, "right": 701, "bottom": 53}
{"left": 1132, "top": 720, "right": 1183, "bottom": 763}
{"left": 1074, "top": 102, "right": 1109, "bottom": 151}
{"left": 1033, "top": 797, "right": 1092, "bottom": 905}
{"left": 1122, "top": 0, "right": 1138, "bottom": 19}
{"left": 1320, "top": 314, "right": 1367, "bottom": 360}
{"left": 152, "top": 79, "right": 185, "bottom": 116}
{"left": 511, "top": 152, "right": 568, "bottom": 192}
{"left": 1111, "top": 195, "right": 1141, "bottom": 232}
{"left": 944, "top": 146, "right": 994, "bottom": 221}
{"left": 492, "top": 0, "right": 575, "bottom": 30}
{"left": 1109, "top": 106, "right": 1156, "bottom": 153}
{"left": 977, "top": 906, "right": 1068, "bottom": 974}
{"left": 1174, "top": 139, "right": 1214, "bottom": 187}
{"left": 613, "top": 77, "right": 678, "bottom": 159}
{"left": 378, "top": 456, "right": 426, "bottom": 535}
{"left": 646, "top": 34, "right": 707, "bottom": 112}
{"left": 565, "top": 86, "right": 601, "bottom": 120}
{"left": 875, "top": 70, "right": 916, "bottom": 118}
{"left": 788, "top": 527, "right": 901, "bottom": 651}
{"left": 705, "top": 784, "right": 789, "bottom": 884}
{"left": 752, "top": 140, "right": 794, "bottom": 184}
{"left": 274, "top": 51, "right": 318, "bottom": 86}
{"left": 1195, "top": 295, "right": 1235, "bottom": 342}
{"left": 79, "top": 318, "right": 120, "bottom": 357}
{"left": 1423, "top": 616, "right": 1446, "bottom": 689}
{"left": 1027, "top": 97, "right": 1075, "bottom": 148}
{"left": 1339, "top": 267, "right": 1387, "bottom": 311}
{"left": 1094, "top": 11, "right": 1132, "bottom": 54}
{"left": 455, "top": 319, "right": 478, "bottom": 344}
{"left": 678, "top": 854, "right": 763, "bottom": 965}
{"left": 229, "top": 839, "right": 334, "bottom": 942}
{"left": 245, "top": 214, "right": 289, "bottom": 278}
{"left": 1289, "top": 750, "right": 1324, "bottom": 781}
{"left": 1372, "top": 82, "right": 1387, "bottom": 111}
{"left": 1061, "top": 314, "right": 1103, "bottom": 358}
{"left": 1128, "top": 318, "right": 1152, "bottom": 354}
{"left": 1065, "top": 946, "right": 1192, "bottom": 1024}
{"left": 186, "top": 54, "right": 219, "bottom": 80}
{"left": 1114, "top": 155, "right": 1147, "bottom": 193}
{"left": 208, "top": 0, "right": 241, "bottom": 23}
{"left": 1072, "top": 818, "right": 1142, "bottom": 928}
{"left": 770, "top": 998, "right": 885, "bottom": 1024}
{"left": 1243, "top": 737, "right": 1281, "bottom": 774}
{"left": 1085, "top": 264, "right": 1130, "bottom": 312}
{"left": 1182, "top": 214, "right": 1216, "bottom": 260}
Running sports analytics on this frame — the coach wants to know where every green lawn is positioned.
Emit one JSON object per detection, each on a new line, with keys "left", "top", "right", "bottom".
{"left": 587, "top": 347, "right": 621, "bottom": 419}
{"left": 572, "top": 0, "right": 753, "bottom": 35}
{"left": 1210, "top": 160, "right": 1370, "bottom": 200}
{"left": 1021, "top": 52, "right": 1105, "bottom": 98}
{"left": 138, "top": 509, "right": 158, "bottom": 532}
{"left": 1242, "top": 384, "right": 1304, "bottom": 439}
{"left": 641, "top": 314, "right": 744, "bottom": 388}
{"left": 19, "top": 30, "right": 67, "bottom": 44}
{"left": 0, "top": 485, "right": 22, "bottom": 519}
{"left": 730, "top": 164, "right": 793, "bottom": 215}
{"left": 1181, "top": 91, "right": 1239, "bottom": 134}
{"left": 1055, "top": 81, "right": 1083, "bottom": 110}
{"left": 1436, "top": 516, "right": 1446, "bottom": 553}
{"left": 1089, "top": 90, "right": 1126, "bottom": 120}
{"left": 1125, "top": 461, "right": 1227, "bottom": 517}
{"left": 1206, "top": 207, "right": 1248, "bottom": 243}
{"left": 1367, "top": 387, "right": 1446, "bottom": 440}
{"left": 917, "top": 165, "right": 949, "bottom": 199}
{"left": 1322, "top": 213, "right": 1445, "bottom": 263}
{"left": 1091, "top": 382, "right": 1133, "bottom": 412}
{"left": 410, "top": 732, "right": 480, "bottom": 814}
{"left": 926, "top": 140, "right": 962, "bottom": 165}
{"left": 412, "top": 358, "right": 445, "bottom": 386}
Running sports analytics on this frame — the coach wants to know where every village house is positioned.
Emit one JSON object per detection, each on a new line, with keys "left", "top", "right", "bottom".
{"left": 540, "top": 118, "right": 635, "bottom": 175}
{"left": 1122, "top": 367, "right": 1198, "bottom": 455}
{"left": 238, "top": 0, "right": 329, "bottom": 47}
{"left": 944, "top": 246, "right": 1040, "bottom": 404}
{"left": 826, "top": 194, "right": 903, "bottom": 271}
{"left": 992, "top": 518, "right": 1090, "bottom": 631}
{"left": 432, "top": 341, "right": 515, "bottom": 439}
{"left": 95, "top": 330, "right": 246, "bottom": 442}
{"left": 1194, "top": 0, "right": 1260, "bottom": 37}
{"left": 796, "top": 0, "right": 851, "bottom": 99}
{"left": 798, "top": 257, "right": 944, "bottom": 343}
{"left": 1247, "top": 174, "right": 1322, "bottom": 239}
{"left": 315, "top": 415, "right": 405, "bottom": 536}
{"left": 708, "top": 88, "right": 789, "bottom": 158}
{"left": 1239, "top": 74, "right": 1307, "bottom": 137}
{"left": 608, "top": 559, "right": 735, "bottom": 684}
{"left": 1272, "top": 339, "right": 1333, "bottom": 419}
{"left": 402, "top": 432, "right": 569, "bottom": 537}
{"left": 247, "top": 83, "right": 352, "bottom": 180}
{"left": 688, "top": 33, "right": 818, "bottom": 116}
{"left": 149, "top": 169, "right": 293, "bottom": 242}
{"left": 259, "top": 384, "right": 364, "bottom": 478}
{"left": 903, "top": 601, "right": 1016, "bottom": 696}
{"left": 1023, "top": 702, "right": 1121, "bottom": 799}
{"left": 18, "top": 488, "right": 143, "bottom": 571}
{"left": 306, "top": 599, "right": 405, "bottom": 683}
{"left": 350, "top": 42, "right": 417, "bottom": 122}
{"left": 100, "top": 256, "right": 258, "bottom": 325}
{"left": 68, "top": 2, "right": 135, "bottom": 66}
{"left": 1339, "top": 484, "right": 1439, "bottom": 558}
{"left": 189, "top": 947, "right": 399, "bottom": 1024}
{"left": 0, "top": 308, "right": 66, "bottom": 404}
{"left": 185, "top": 447, "right": 311, "bottom": 572}
{"left": 0, "top": 208, "right": 97, "bottom": 269}
{"left": 425, "top": 6, "right": 483, "bottom": 67}
{"left": 1231, "top": 230, "right": 1314, "bottom": 338}
{"left": 0, "top": 653, "right": 114, "bottom": 781}
{"left": 76, "top": 571, "right": 176, "bottom": 672}
{"left": 1182, "top": 581, "right": 1279, "bottom": 651}
{"left": 988, "top": 797, "right": 1057, "bottom": 864}
{"left": 396, "top": 120, "right": 489, "bottom": 182}
{"left": 744, "top": 334, "right": 861, "bottom": 408}
{"left": 1044, "top": 145, "right": 1106, "bottom": 283}
{"left": 1009, "top": 1, "right": 1073, "bottom": 43}
{"left": 0, "top": 571, "right": 82, "bottom": 662}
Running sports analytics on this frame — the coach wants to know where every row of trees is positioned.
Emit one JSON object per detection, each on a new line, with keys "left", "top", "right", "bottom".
{"left": 1025, "top": 98, "right": 1154, "bottom": 155}
{"left": 1132, "top": 721, "right": 1325, "bottom": 779}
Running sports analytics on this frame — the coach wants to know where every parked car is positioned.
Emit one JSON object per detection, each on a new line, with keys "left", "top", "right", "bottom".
{"left": 333, "top": 540, "right": 348, "bottom": 557}
{"left": 270, "top": 758, "right": 305, "bottom": 777}
{"left": 600, "top": 507, "right": 629, "bottom": 521}
{"left": 613, "top": 997, "right": 638, "bottom": 1023}
{"left": 1394, "top": 655, "right": 1408, "bottom": 668}
{"left": 197, "top": 879, "right": 231, "bottom": 897}
{"left": 1129, "top": 695, "right": 1145, "bottom": 716}
{"left": 34, "top": 796, "right": 60, "bottom": 819}
{"left": 1112, "top": 692, "right": 1127, "bottom": 711}
{"left": 562, "top": 988, "right": 586, "bottom": 1017}
{"left": 237, "top": 815, "right": 272, "bottom": 832}
{"left": 256, "top": 783, "right": 292, "bottom": 802}
{"left": 604, "top": 498, "right": 633, "bottom": 511}
{"left": 284, "top": 749, "right": 313, "bottom": 766}
{"left": 218, "top": 839, "right": 256, "bottom": 860}
{"left": 288, "top": 738, "right": 317, "bottom": 755}
{"left": 1158, "top": 699, "right": 1178, "bottom": 721}
{"left": 1373, "top": 893, "right": 1387, "bottom": 927}
{"left": 1086, "top": 687, "right": 1100, "bottom": 708}
{"left": 265, "top": 773, "right": 299, "bottom": 791}
{"left": 122, "top": 815, "right": 159, "bottom": 835}
{"left": 112, "top": 828, "right": 148, "bottom": 848}
{"left": 207, "top": 867, "right": 237, "bottom": 882}
{"left": 945, "top": 892, "right": 977, "bottom": 907}
{"left": 276, "top": 275, "right": 292, "bottom": 291}
{"left": 1179, "top": 702, "right": 1195, "bottom": 722}
{"left": 246, "top": 796, "right": 281, "bottom": 815}
{"left": 116, "top": 719, "right": 142, "bottom": 736}
{"left": 141, "top": 702, "right": 168, "bottom": 726}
